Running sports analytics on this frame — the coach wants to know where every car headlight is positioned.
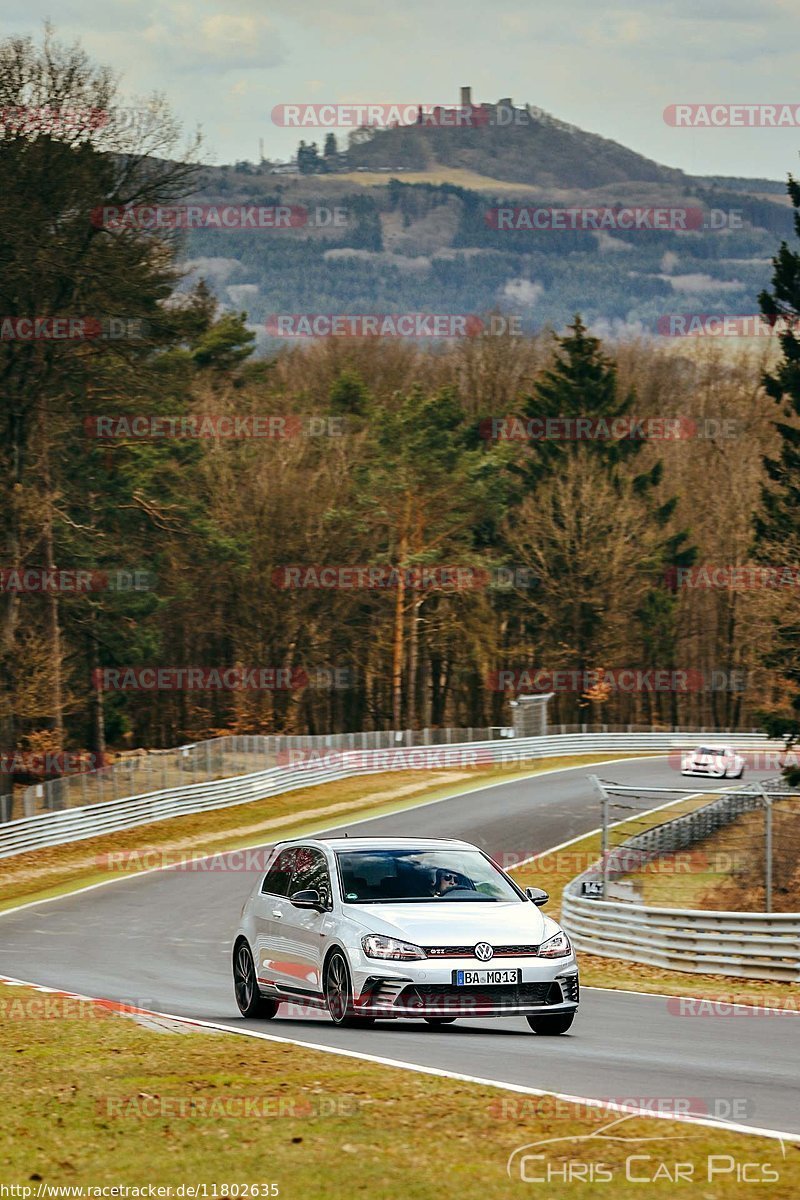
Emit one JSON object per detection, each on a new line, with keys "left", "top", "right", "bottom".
{"left": 361, "top": 934, "right": 426, "bottom": 961}
{"left": 539, "top": 930, "right": 571, "bottom": 959}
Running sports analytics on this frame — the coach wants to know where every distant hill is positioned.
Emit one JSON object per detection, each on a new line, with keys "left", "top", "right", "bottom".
{"left": 343, "top": 97, "right": 685, "bottom": 190}
{"left": 178, "top": 96, "right": 793, "bottom": 347}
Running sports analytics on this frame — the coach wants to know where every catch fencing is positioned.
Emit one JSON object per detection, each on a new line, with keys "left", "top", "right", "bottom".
{"left": 0, "top": 729, "right": 775, "bottom": 860}
{"left": 15, "top": 722, "right": 761, "bottom": 822}
{"left": 561, "top": 780, "right": 800, "bottom": 982}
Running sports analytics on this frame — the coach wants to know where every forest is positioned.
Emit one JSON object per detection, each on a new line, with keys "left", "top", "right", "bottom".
{"left": 3, "top": 33, "right": 800, "bottom": 778}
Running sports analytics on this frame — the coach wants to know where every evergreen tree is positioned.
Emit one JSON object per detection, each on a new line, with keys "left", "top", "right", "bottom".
{"left": 754, "top": 175, "right": 800, "bottom": 774}
{"left": 297, "top": 140, "right": 322, "bottom": 174}
{"left": 323, "top": 132, "right": 338, "bottom": 167}
{"left": 502, "top": 317, "right": 694, "bottom": 721}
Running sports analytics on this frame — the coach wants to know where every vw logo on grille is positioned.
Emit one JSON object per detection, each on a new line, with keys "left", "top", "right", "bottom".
{"left": 474, "top": 942, "right": 494, "bottom": 962}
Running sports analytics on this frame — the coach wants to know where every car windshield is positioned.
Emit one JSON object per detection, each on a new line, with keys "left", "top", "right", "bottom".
{"left": 698, "top": 747, "right": 724, "bottom": 756}
{"left": 335, "top": 849, "right": 522, "bottom": 904}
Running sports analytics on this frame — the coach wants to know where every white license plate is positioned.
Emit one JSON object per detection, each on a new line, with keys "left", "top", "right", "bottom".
{"left": 453, "top": 969, "right": 521, "bottom": 986}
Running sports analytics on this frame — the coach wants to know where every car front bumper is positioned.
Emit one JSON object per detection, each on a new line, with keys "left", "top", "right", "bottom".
{"left": 351, "top": 955, "right": 579, "bottom": 1018}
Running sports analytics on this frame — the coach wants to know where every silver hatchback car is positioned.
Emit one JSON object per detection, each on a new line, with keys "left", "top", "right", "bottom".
{"left": 233, "top": 836, "right": 579, "bottom": 1034}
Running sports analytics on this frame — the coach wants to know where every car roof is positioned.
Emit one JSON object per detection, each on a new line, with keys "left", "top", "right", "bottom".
{"left": 274, "top": 836, "right": 478, "bottom": 852}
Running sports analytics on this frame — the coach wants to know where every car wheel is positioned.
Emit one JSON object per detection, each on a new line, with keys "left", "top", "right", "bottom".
{"left": 526, "top": 1011, "right": 575, "bottom": 1035}
{"left": 324, "top": 950, "right": 375, "bottom": 1027}
{"left": 233, "top": 941, "right": 279, "bottom": 1019}
{"left": 424, "top": 1017, "right": 457, "bottom": 1026}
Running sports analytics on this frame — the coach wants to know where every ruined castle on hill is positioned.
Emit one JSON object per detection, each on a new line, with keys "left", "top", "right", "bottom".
{"left": 411, "top": 86, "right": 575, "bottom": 132}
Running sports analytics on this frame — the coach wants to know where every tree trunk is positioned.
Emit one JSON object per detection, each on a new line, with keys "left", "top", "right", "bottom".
{"left": 391, "top": 520, "right": 409, "bottom": 729}
{"left": 89, "top": 618, "right": 106, "bottom": 764}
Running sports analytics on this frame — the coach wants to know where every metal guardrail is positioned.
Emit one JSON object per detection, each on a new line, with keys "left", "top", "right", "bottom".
{"left": 561, "top": 893, "right": 800, "bottom": 982}
{"left": 561, "top": 781, "right": 800, "bottom": 982}
{"left": 15, "top": 723, "right": 765, "bottom": 822}
{"left": 0, "top": 730, "right": 777, "bottom": 860}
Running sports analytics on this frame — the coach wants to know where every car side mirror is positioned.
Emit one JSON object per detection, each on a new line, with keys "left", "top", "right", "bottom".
{"left": 290, "top": 888, "right": 325, "bottom": 911}
{"left": 525, "top": 886, "right": 549, "bottom": 907}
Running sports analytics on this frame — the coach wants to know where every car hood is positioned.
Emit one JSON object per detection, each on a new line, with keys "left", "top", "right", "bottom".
{"left": 345, "top": 900, "right": 549, "bottom": 944}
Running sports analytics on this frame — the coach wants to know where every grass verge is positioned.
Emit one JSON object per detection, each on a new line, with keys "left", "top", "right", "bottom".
{"left": 1, "top": 980, "right": 797, "bottom": 1196}
{"left": 615, "top": 799, "right": 800, "bottom": 914}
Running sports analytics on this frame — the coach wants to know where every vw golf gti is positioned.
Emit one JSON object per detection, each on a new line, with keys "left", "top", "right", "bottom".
{"left": 233, "top": 836, "right": 579, "bottom": 1033}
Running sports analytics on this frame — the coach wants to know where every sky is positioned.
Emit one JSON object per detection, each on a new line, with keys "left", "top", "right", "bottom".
{"left": 3, "top": 0, "right": 800, "bottom": 179}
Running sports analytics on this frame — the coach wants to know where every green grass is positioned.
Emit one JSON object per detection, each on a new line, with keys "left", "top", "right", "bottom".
{"left": 1, "top": 980, "right": 797, "bottom": 1195}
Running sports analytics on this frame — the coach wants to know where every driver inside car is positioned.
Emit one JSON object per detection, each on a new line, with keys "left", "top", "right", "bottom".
{"left": 434, "top": 868, "right": 461, "bottom": 896}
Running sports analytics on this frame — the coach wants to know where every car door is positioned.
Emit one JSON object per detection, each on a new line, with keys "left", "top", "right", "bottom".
{"left": 253, "top": 847, "right": 296, "bottom": 991}
{"left": 282, "top": 846, "right": 335, "bottom": 1001}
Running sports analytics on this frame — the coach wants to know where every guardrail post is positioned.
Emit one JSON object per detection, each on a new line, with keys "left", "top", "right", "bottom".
{"left": 588, "top": 774, "right": 610, "bottom": 898}
{"left": 758, "top": 784, "right": 773, "bottom": 914}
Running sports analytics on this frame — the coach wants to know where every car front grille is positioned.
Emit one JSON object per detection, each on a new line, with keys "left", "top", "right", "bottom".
{"left": 395, "top": 981, "right": 563, "bottom": 1013}
{"left": 423, "top": 944, "right": 541, "bottom": 958}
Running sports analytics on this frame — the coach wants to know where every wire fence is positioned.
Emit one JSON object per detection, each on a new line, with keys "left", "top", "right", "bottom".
{"left": 8, "top": 721, "right": 765, "bottom": 823}
{"left": 561, "top": 778, "right": 800, "bottom": 980}
{"left": 13, "top": 727, "right": 501, "bottom": 822}
{"left": 579, "top": 776, "right": 800, "bottom": 913}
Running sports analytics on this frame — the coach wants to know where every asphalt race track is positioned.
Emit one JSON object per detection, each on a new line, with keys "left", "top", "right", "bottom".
{"left": 1, "top": 756, "right": 798, "bottom": 1137}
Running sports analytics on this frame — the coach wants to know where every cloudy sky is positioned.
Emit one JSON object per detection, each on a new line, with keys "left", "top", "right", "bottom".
{"left": 4, "top": 0, "right": 799, "bottom": 178}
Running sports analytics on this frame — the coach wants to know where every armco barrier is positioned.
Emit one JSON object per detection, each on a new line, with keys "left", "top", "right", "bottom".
{"left": 561, "top": 891, "right": 800, "bottom": 983}
{"left": 0, "top": 731, "right": 777, "bottom": 860}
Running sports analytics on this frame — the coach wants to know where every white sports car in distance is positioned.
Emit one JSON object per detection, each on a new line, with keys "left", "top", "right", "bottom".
{"left": 681, "top": 745, "right": 745, "bottom": 778}
{"left": 233, "top": 836, "right": 579, "bottom": 1034}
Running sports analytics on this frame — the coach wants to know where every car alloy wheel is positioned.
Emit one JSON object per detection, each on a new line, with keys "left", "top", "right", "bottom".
{"left": 325, "top": 950, "right": 374, "bottom": 1027}
{"left": 233, "top": 941, "right": 279, "bottom": 1020}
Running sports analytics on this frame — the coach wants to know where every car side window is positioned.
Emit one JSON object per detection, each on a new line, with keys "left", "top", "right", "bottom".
{"left": 290, "top": 846, "right": 332, "bottom": 909}
{"left": 261, "top": 848, "right": 296, "bottom": 896}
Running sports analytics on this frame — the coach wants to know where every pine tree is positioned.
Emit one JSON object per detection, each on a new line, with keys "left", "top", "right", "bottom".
{"left": 323, "top": 132, "right": 338, "bottom": 167}
{"left": 504, "top": 317, "right": 694, "bottom": 722}
{"left": 754, "top": 175, "right": 800, "bottom": 773}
